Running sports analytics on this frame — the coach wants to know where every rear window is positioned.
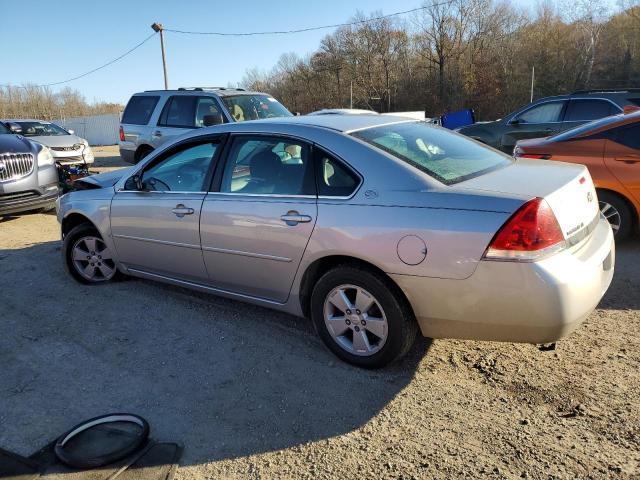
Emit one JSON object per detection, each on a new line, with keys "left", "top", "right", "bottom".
{"left": 121, "top": 96, "right": 160, "bottom": 125}
{"left": 352, "top": 122, "right": 511, "bottom": 185}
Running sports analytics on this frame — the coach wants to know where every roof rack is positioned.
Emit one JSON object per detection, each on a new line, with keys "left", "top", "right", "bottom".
{"left": 177, "top": 87, "right": 246, "bottom": 91}
{"left": 571, "top": 88, "right": 640, "bottom": 94}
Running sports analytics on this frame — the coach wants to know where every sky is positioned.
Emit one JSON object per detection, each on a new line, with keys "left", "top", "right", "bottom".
{"left": 0, "top": 0, "right": 598, "bottom": 105}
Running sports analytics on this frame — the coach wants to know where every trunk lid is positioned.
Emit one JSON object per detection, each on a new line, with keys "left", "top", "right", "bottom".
{"left": 455, "top": 159, "right": 599, "bottom": 241}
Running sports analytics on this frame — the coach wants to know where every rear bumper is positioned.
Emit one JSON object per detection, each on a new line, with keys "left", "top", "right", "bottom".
{"left": 119, "top": 146, "right": 136, "bottom": 164}
{"left": 0, "top": 184, "right": 61, "bottom": 215}
{"left": 391, "top": 215, "right": 615, "bottom": 343}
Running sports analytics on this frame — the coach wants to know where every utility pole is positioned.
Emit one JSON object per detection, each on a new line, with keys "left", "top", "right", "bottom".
{"left": 151, "top": 22, "right": 169, "bottom": 90}
{"left": 350, "top": 81, "right": 353, "bottom": 109}
{"left": 530, "top": 66, "right": 535, "bottom": 103}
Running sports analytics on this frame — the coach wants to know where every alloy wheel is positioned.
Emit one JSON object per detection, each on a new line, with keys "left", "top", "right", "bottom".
{"left": 323, "top": 284, "right": 388, "bottom": 356}
{"left": 600, "top": 200, "right": 621, "bottom": 234}
{"left": 71, "top": 236, "right": 116, "bottom": 282}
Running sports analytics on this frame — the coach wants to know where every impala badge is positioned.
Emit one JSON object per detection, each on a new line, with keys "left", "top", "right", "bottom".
{"left": 587, "top": 191, "right": 594, "bottom": 203}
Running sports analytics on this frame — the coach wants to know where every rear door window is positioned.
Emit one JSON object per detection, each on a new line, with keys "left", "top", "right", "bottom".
{"left": 121, "top": 96, "right": 159, "bottom": 125}
{"left": 564, "top": 99, "right": 618, "bottom": 122}
{"left": 516, "top": 101, "right": 565, "bottom": 123}
{"left": 158, "top": 96, "right": 197, "bottom": 128}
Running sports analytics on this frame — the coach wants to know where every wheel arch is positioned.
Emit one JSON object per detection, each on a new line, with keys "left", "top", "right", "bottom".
{"left": 298, "top": 254, "right": 415, "bottom": 320}
{"left": 61, "top": 212, "right": 99, "bottom": 239}
{"left": 134, "top": 144, "right": 154, "bottom": 162}
{"left": 596, "top": 187, "right": 639, "bottom": 227}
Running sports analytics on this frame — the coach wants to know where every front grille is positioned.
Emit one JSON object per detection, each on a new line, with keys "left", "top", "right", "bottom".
{"left": 0, "top": 153, "right": 35, "bottom": 182}
{"left": 51, "top": 144, "right": 82, "bottom": 152}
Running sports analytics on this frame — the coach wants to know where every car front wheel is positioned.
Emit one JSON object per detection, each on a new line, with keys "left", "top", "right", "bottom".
{"left": 63, "top": 224, "right": 120, "bottom": 284}
{"left": 310, "top": 265, "right": 417, "bottom": 368}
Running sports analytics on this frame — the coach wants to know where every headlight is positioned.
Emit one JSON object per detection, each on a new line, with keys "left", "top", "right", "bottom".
{"left": 37, "top": 146, "right": 54, "bottom": 166}
{"left": 83, "top": 144, "right": 94, "bottom": 162}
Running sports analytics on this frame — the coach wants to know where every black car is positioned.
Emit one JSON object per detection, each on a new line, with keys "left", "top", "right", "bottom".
{"left": 0, "top": 122, "right": 60, "bottom": 216}
{"left": 457, "top": 89, "right": 640, "bottom": 153}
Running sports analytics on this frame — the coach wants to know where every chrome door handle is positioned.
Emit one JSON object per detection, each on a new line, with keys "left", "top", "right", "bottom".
{"left": 281, "top": 211, "right": 312, "bottom": 225}
{"left": 152, "top": 130, "right": 162, "bottom": 137}
{"left": 172, "top": 204, "right": 195, "bottom": 217}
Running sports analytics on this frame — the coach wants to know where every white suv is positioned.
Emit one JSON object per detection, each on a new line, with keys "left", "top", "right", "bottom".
{"left": 118, "top": 87, "right": 292, "bottom": 164}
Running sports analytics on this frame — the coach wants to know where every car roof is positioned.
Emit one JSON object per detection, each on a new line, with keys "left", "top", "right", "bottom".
{"left": 0, "top": 118, "right": 53, "bottom": 123}
{"left": 242, "top": 114, "right": 416, "bottom": 133}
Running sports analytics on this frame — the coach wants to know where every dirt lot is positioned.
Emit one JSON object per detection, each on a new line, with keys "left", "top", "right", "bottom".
{"left": 1, "top": 146, "right": 639, "bottom": 479}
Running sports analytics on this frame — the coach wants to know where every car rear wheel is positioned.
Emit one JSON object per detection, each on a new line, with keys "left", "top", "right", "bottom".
{"left": 63, "top": 224, "right": 121, "bottom": 284}
{"left": 310, "top": 265, "right": 417, "bottom": 368}
{"left": 598, "top": 190, "right": 633, "bottom": 241}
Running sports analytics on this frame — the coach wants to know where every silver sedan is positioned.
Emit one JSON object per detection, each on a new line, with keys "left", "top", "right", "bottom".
{"left": 57, "top": 115, "right": 615, "bottom": 368}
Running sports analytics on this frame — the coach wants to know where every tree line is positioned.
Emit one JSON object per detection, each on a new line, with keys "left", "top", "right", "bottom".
{"left": 0, "top": 85, "right": 121, "bottom": 121}
{"left": 242, "top": 0, "right": 640, "bottom": 120}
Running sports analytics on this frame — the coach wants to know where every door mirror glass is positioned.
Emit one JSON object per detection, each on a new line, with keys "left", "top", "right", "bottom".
{"left": 8, "top": 122, "right": 22, "bottom": 134}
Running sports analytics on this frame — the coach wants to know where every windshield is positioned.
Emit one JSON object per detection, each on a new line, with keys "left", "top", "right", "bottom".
{"left": 549, "top": 114, "right": 626, "bottom": 142}
{"left": 0, "top": 122, "right": 9, "bottom": 134}
{"left": 221, "top": 95, "right": 292, "bottom": 122}
{"left": 15, "top": 121, "right": 69, "bottom": 137}
{"left": 352, "top": 122, "right": 511, "bottom": 185}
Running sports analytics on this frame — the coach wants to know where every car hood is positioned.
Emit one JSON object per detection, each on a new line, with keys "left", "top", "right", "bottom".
{"left": 77, "top": 166, "right": 135, "bottom": 189}
{"left": 0, "top": 134, "right": 38, "bottom": 154}
{"left": 27, "top": 134, "right": 85, "bottom": 147}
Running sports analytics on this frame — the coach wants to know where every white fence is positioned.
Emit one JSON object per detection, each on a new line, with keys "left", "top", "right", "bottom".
{"left": 53, "top": 113, "right": 120, "bottom": 146}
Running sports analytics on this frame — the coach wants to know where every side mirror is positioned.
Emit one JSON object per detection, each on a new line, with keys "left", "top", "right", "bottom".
{"left": 509, "top": 118, "right": 520, "bottom": 125}
{"left": 8, "top": 123, "right": 22, "bottom": 134}
{"left": 131, "top": 174, "right": 144, "bottom": 191}
{"left": 202, "top": 114, "right": 224, "bottom": 127}
{"left": 67, "top": 129, "right": 75, "bottom": 135}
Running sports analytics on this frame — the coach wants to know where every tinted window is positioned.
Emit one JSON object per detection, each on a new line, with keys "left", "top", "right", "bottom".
{"left": 352, "top": 122, "right": 511, "bottom": 185}
{"left": 220, "top": 137, "right": 313, "bottom": 195}
{"left": 158, "top": 96, "right": 197, "bottom": 128}
{"left": 122, "top": 96, "right": 159, "bottom": 125}
{"left": 315, "top": 149, "right": 359, "bottom": 197}
{"left": 136, "top": 142, "right": 218, "bottom": 192}
{"left": 565, "top": 99, "right": 617, "bottom": 122}
{"left": 195, "top": 97, "right": 224, "bottom": 127}
{"left": 517, "top": 102, "right": 565, "bottom": 123}
{"left": 614, "top": 125, "right": 640, "bottom": 149}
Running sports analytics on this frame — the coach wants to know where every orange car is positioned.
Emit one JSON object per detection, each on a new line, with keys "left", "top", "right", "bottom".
{"left": 514, "top": 111, "right": 640, "bottom": 239}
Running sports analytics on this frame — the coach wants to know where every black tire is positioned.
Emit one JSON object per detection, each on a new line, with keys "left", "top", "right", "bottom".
{"left": 134, "top": 146, "right": 153, "bottom": 164}
{"left": 310, "top": 265, "right": 418, "bottom": 369}
{"left": 598, "top": 190, "right": 634, "bottom": 241}
{"left": 63, "top": 224, "right": 122, "bottom": 284}
{"left": 54, "top": 413, "right": 149, "bottom": 469}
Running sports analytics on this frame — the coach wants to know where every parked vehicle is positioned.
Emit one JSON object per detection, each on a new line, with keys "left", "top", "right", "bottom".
{"left": 515, "top": 110, "right": 640, "bottom": 240}
{"left": 119, "top": 87, "right": 292, "bottom": 164}
{"left": 456, "top": 89, "right": 640, "bottom": 153}
{"left": 2, "top": 119, "right": 94, "bottom": 165}
{"left": 0, "top": 121, "right": 60, "bottom": 215}
{"left": 58, "top": 115, "right": 614, "bottom": 368}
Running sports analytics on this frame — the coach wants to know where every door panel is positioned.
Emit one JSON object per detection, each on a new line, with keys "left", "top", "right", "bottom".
{"left": 111, "top": 192, "right": 208, "bottom": 280}
{"left": 604, "top": 126, "right": 640, "bottom": 203}
{"left": 200, "top": 195, "right": 316, "bottom": 302}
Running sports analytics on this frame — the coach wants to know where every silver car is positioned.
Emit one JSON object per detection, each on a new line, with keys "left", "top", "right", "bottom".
{"left": 2, "top": 119, "right": 95, "bottom": 165}
{"left": 57, "top": 115, "right": 615, "bottom": 368}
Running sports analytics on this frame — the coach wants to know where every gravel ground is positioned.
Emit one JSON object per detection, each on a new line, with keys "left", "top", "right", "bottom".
{"left": 0, "top": 146, "right": 639, "bottom": 479}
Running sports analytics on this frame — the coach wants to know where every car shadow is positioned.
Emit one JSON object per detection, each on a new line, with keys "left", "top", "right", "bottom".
{"left": 598, "top": 240, "right": 640, "bottom": 311}
{"left": 0, "top": 240, "right": 431, "bottom": 477}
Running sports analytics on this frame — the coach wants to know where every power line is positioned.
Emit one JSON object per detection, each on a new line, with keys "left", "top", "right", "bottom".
{"left": 164, "top": 2, "right": 452, "bottom": 36}
{"left": 1, "top": 32, "right": 157, "bottom": 89}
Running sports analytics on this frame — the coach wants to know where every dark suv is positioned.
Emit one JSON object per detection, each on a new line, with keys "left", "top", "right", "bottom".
{"left": 457, "top": 89, "right": 640, "bottom": 153}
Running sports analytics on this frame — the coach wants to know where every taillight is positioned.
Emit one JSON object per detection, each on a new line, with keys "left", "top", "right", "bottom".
{"left": 484, "top": 198, "right": 565, "bottom": 261}
{"left": 513, "top": 148, "right": 551, "bottom": 160}
{"left": 119, "top": 126, "right": 125, "bottom": 142}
